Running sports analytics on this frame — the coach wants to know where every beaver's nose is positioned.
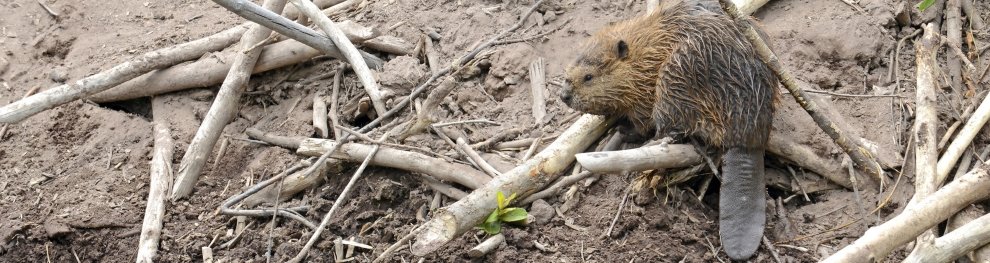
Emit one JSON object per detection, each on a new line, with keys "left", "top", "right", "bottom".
{"left": 560, "top": 82, "right": 573, "bottom": 104}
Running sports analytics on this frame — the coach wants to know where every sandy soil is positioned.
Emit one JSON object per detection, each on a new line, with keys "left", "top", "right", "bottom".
{"left": 1, "top": 0, "right": 989, "bottom": 262}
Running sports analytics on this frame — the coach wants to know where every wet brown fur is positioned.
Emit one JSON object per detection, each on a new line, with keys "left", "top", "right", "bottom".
{"left": 563, "top": 2, "right": 777, "bottom": 150}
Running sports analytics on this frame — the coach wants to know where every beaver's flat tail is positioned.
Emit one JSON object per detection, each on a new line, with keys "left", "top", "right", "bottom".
{"left": 718, "top": 147, "right": 767, "bottom": 260}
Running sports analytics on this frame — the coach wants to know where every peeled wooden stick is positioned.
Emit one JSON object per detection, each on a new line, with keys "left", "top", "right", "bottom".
{"left": 820, "top": 162, "right": 990, "bottom": 263}
{"left": 467, "top": 234, "right": 504, "bottom": 258}
{"left": 904, "top": 206, "right": 990, "bottom": 263}
{"left": 399, "top": 76, "right": 457, "bottom": 140}
{"left": 87, "top": 29, "right": 399, "bottom": 102}
{"left": 0, "top": 24, "right": 247, "bottom": 124}
{"left": 945, "top": 0, "right": 965, "bottom": 95}
{"left": 410, "top": 115, "right": 612, "bottom": 256}
{"left": 903, "top": 213, "right": 990, "bottom": 263}
{"left": 572, "top": 131, "right": 854, "bottom": 189}
{"left": 529, "top": 57, "right": 547, "bottom": 125}
{"left": 313, "top": 95, "right": 329, "bottom": 138}
{"left": 767, "top": 134, "right": 853, "bottom": 189}
{"left": 456, "top": 137, "right": 502, "bottom": 177}
{"left": 135, "top": 123, "right": 174, "bottom": 263}
{"left": 717, "top": 0, "right": 884, "bottom": 185}
{"left": 575, "top": 143, "right": 702, "bottom": 173}
{"left": 732, "top": 0, "right": 770, "bottom": 15}
{"left": 0, "top": 85, "right": 42, "bottom": 141}
{"left": 937, "top": 75, "right": 990, "bottom": 184}
{"left": 290, "top": 0, "right": 387, "bottom": 116}
{"left": 4, "top": 0, "right": 345, "bottom": 118}
{"left": 209, "top": 0, "right": 383, "bottom": 70}
{"left": 171, "top": 0, "right": 288, "bottom": 200}
{"left": 905, "top": 23, "right": 941, "bottom": 258}
{"left": 241, "top": 158, "right": 341, "bottom": 207}
{"left": 297, "top": 138, "right": 491, "bottom": 189}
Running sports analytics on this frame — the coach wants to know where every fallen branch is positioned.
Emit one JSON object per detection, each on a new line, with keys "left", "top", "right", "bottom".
{"left": 410, "top": 114, "right": 612, "bottom": 256}
{"left": 88, "top": 24, "right": 404, "bottom": 102}
{"left": 529, "top": 57, "right": 547, "bottom": 125}
{"left": 399, "top": 76, "right": 457, "bottom": 140}
{"left": 467, "top": 234, "right": 504, "bottom": 258}
{"left": 732, "top": 0, "right": 770, "bottom": 15}
{"left": 0, "top": 85, "right": 42, "bottom": 141}
{"left": 421, "top": 176, "right": 467, "bottom": 200}
{"left": 905, "top": 23, "right": 941, "bottom": 258}
{"left": 135, "top": 123, "right": 174, "bottom": 263}
{"left": 0, "top": 24, "right": 248, "bottom": 123}
{"left": 313, "top": 94, "right": 329, "bottom": 138}
{"left": 767, "top": 133, "right": 853, "bottom": 189}
{"left": 245, "top": 127, "right": 305, "bottom": 149}
{"left": 903, "top": 213, "right": 990, "bottom": 263}
{"left": 574, "top": 143, "right": 702, "bottom": 174}
{"left": 241, "top": 158, "right": 341, "bottom": 207}
{"left": 717, "top": 0, "right": 885, "bottom": 186}
{"left": 291, "top": 0, "right": 387, "bottom": 115}
{"left": 209, "top": 0, "right": 383, "bottom": 70}
{"left": 820, "top": 162, "right": 990, "bottom": 262}
{"left": 219, "top": 161, "right": 318, "bottom": 230}
{"left": 571, "top": 132, "right": 854, "bottom": 189}
{"left": 297, "top": 138, "right": 491, "bottom": 189}
{"left": 945, "top": 0, "right": 965, "bottom": 97}
{"left": 937, "top": 72, "right": 990, "bottom": 185}
{"left": 171, "top": 0, "right": 288, "bottom": 200}
{"left": 456, "top": 137, "right": 503, "bottom": 177}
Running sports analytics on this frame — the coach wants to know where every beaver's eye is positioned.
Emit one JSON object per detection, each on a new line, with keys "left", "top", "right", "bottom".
{"left": 583, "top": 74, "right": 593, "bottom": 82}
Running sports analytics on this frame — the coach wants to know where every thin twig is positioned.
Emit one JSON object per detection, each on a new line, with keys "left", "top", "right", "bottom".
{"left": 493, "top": 18, "right": 572, "bottom": 45}
{"left": 264, "top": 175, "right": 285, "bottom": 263}
{"left": 432, "top": 119, "right": 500, "bottom": 128}
{"left": 288, "top": 133, "right": 385, "bottom": 263}
{"left": 329, "top": 64, "right": 345, "bottom": 140}
{"left": 456, "top": 137, "right": 502, "bottom": 177}
{"left": 605, "top": 186, "right": 632, "bottom": 238}
{"left": 802, "top": 89, "right": 907, "bottom": 99}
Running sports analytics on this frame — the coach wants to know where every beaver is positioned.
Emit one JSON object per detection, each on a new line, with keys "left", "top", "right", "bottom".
{"left": 559, "top": 0, "right": 777, "bottom": 260}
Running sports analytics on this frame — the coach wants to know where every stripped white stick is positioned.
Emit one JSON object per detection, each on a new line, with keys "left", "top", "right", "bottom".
{"left": 0, "top": 25, "right": 248, "bottom": 124}
{"left": 575, "top": 143, "right": 702, "bottom": 173}
{"left": 905, "top": 23, "right": 941, "bottom": 259}
{"left": 136, "top": 123, "right": 174, "bottom": 263}
{"left": 821, "top": 162, "right": 990, "bottom": 263}
{"left": 171, "top": 0, "right": 287, "bottom": 200}
{"left": 529, "top": 58, "right": 547, "bottom": 125}
{"left": 291, "top": 0, "right": 387, "bottom": 115}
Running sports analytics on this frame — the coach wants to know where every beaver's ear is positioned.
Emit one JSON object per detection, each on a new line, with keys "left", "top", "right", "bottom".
{"left": 616, "top": 40, "right": 628, "bottom": 59}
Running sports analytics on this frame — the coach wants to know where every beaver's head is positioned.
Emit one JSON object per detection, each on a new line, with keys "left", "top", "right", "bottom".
{"left": 560, "top": 36, "right": 637, "bottom": 116}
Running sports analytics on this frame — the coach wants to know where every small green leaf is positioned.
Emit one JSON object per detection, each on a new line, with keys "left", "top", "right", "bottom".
{"left": 485, "top": 210, "right": 500, "bottom": 224}
{"left": 499, "top": 208, "right": 528, "bottom": 222}
{"left": 916, "top": 0, "right": 936, "bottom": 12}
{"left": 496, "top": 191, "right": 506, "bottom": 210}
{"left": 481, "top": 220, "right": 501, "bottom": 235}
{"left": 506, "top": 193, "right": 517, "bottom": 205}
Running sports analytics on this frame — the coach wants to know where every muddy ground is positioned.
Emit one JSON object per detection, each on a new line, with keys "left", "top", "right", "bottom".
{"left": 1, "top": 0, "right": 989, "bottom": 262}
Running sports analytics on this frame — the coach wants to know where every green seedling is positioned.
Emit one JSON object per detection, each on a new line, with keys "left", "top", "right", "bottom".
{"left": 478, "top": 191, "right": 529, "bottom": 235}
{"left": 916, "top": 0, "right": 936, "bottom": 12}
